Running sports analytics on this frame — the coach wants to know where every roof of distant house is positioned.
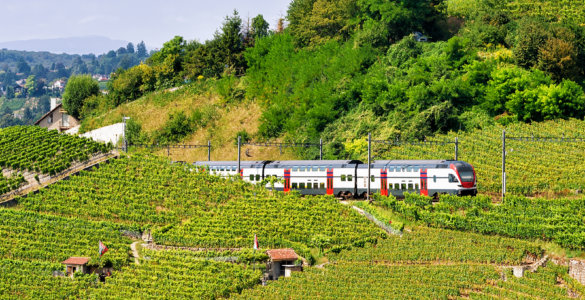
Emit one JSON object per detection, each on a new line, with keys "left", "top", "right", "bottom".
{"left": 34, "top": 103, "right": 63, "bottom": 125}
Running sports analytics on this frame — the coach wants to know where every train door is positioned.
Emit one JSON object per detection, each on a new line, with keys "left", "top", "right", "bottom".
{"left": 420, "top": 169, "right": 428, "bottom": 196}
{"left": 284, "top": 169, "right": 291, "bottom": 192}
{"left": 381, "top": 169, "right": 388, "bottom": 196}
{"left": 326, "top": 168, "right": 333, "bottom": 195}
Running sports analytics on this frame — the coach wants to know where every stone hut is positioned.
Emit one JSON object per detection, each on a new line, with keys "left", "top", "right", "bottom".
{"left": 266, "top": 248, "right": 301, "bottom": 280}
{"left": 61, "top": 257, "right": 90, "bottom": 278}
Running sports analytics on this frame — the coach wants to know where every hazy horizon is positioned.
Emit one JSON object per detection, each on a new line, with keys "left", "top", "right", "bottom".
{"left": 0, "top": 0, "right": 291, "bottom": 50}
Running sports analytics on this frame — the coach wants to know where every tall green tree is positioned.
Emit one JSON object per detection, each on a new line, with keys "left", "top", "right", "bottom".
{"left": 251, "top": 14, "right": 270, "bottom": 39}
{"left": 62, "top": 74, "right": 99, "bottom": 119}
{"left": 218, "top": 10, "right": 245, "bottom": 74}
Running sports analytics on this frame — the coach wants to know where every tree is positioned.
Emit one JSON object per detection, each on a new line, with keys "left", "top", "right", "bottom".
{"left": 137, "top": 41, "right": 148, "bottom": 57}
{"left": 251, "top": 14, "right": 270, "bottom": 39}
{"left": 16, "top": 58, "right": 31, "bottom": 74}
{"left": 126, "top": 42, "right": 135, "bottom": 54}
{"left": 62, "top": 74, "right": 99, "bottom": 119}
{"left": 218, "top": 11, "right": 245, "bottom": 74}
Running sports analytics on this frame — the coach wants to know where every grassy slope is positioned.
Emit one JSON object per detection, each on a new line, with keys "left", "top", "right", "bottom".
{"left": 81, "top": 83, "right": 296, "bottom": 162}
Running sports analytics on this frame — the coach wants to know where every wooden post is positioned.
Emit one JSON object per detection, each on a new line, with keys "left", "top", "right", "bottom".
{"left": 207, "top": 141, "right": 211, "bottom": 161}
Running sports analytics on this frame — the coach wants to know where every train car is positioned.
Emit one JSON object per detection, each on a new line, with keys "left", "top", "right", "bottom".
{"left": 193, "top": 159, "right": 476, "bottom": 197}
{"left": 357, "top": 160, "right": 476, "bottom": 197}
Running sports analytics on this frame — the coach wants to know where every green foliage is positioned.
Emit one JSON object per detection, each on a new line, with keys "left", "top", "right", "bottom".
{"left": 0, "top": 126, "right": 111, "bottom": 175}
{"left": 83, "top": 248, "right": 261, "bottom": 299}
{"left": 155, "top": 111, "right": 195, "bottom": 144}
{"left": 107, "top": 63, "right": 156, "bottom": 106}
{"left": 62, "top": 74, "right": 100, "bottom": 119}
{"left": 0, "top": 259, "right": 97, "bottom": 299}
{"left": 385, "top": 193, "right": 585, "bottom": 250}
{"left": 331, "top": 225, "right": 541, "bottom": 264}
{"left": 0, "top": 208, "right": 132, "bottom": 268}
{"left": 235, "top": 129, "right": 251, "bottom": 145}
{"left": 237, "top": 263, "right": 500, "bottom": 299}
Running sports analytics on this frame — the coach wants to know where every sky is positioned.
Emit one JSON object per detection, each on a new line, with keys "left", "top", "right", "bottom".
{"left": 0, "top": 0, "right": 292, "bottom": 48}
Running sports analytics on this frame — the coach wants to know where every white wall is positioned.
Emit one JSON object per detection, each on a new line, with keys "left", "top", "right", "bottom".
{"left": 80, "top": 123, "right": 124, "bottom": 145}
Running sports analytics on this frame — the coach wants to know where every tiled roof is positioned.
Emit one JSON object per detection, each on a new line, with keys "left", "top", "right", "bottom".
{"left": 61, "top": 257, "right": 90, "bottom": 265}
{"left": 266, "top": 248, "right": 298, "bottom": 262}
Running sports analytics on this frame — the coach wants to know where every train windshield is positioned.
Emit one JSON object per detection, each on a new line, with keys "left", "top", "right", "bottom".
{"left": 457, "top": 165, "right": 474, "bottom": 182}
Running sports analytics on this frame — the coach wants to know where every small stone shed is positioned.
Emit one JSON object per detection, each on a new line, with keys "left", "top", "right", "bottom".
{"left": 266, "top": 248, "right": 301, "bottom": 280}
{"left": 61, "top": 257, "right": 90, "bottom": 278}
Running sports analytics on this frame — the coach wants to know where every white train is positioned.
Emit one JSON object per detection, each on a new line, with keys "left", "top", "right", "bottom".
{"left": 193, "top": 159, "right": 477, "bottom": 197}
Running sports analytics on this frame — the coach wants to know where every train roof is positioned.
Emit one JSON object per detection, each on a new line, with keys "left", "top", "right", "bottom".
{"left": 359, "top": 160, "right": 469, "bottom": 168}
{"left": 264, "top": 160, "right": 362, "bottom": 168}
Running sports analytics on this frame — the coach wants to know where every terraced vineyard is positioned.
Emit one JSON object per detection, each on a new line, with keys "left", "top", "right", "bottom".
{"left": 0, "top": 126, "right": 111, "bottom": 175}
{"left": 0, "top": 208, "right": 132, "bottom": 268}
{"left": 0, "top": 173, "right": 25, "bottom": 194}
{"left": 0, "top": 259, "right": 96, "bottom": 299}
{"left": 378, "top": 193, "right": 585, "bottom": 250}
{"left": 82, "top": 248, "right": 262, "bottom": 299}
{"left": 375, "top": 119, "right": 585, "bottom": 195}
{"left": 465, "top": 264, "right": 583, "bottom": 299}
{"left": 18, "top": 155, "right": 382, "bottom": 256}
{"left": 237, "top": 263, "right": 501, "bottom": 299}
{"left": 329, "top": 226, "right": 542, "bottom": 265}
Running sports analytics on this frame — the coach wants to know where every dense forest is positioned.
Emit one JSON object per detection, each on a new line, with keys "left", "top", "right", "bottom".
{"left": 78, "top": 0, "right": 585, "bottom": 159}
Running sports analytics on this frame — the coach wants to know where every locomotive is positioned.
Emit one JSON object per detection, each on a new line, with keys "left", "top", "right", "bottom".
{"left": 193, "top": 159, "right": 477, "bottom": 198}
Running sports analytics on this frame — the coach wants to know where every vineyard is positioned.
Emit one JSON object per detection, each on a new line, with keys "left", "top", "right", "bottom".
{"left": 0, "top": 208, "right": 132, "bottom": 268}
{"left": 465, "top": 264, "right": 583, "bottom": 299}
{"left": 329, "top": 226, "right": 542, "bottom": 265}
{"left": 237, "top": 263, "right": 501, "bottom": 299}
{"left": 0, "top": 259, "right": 96, "bottom": 299}
{"left": 82, "top": 248, "right": 262, "bottom": 299}
{"left": 18, "top": 154, "right": 383, "bottom": 257}
{"left": 0, "top": 173, "right": 25, "bottom": 194}
{"left": 374, "top": 119, "right": 585, "bottom": 195}
{"left": 0, "top": 126, "right": 111, "bottom": 175}
{"left": 377, "top": 193, "right": 585, "bottom": 250}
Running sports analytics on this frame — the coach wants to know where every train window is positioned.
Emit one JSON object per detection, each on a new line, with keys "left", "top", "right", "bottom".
{"left": 300, "top": 166, "right": 306, "bottom": 172}
{"left": 341, "top": 175, "right": 346, "bottom": 181}
{"left": 220, "top": 166, "right": 225, "bottom": 171}
{"left": 433, "top": 175, "right": 437, "bottom": 183}
{"left": 249, "top": 175, "right": 254, "bottom": 181}
{"left": 312, "top": 166, "right": 318, "bottom": 171}
{"left": 401, "top": 183, "right": 406, "bottom": 190}
{"left": 292, "top": 166, "right": 298, "bottom": 171}
{"left": 299, "top": 183, "right": 306, "bottom": 189}
{"left": 407, "top": 166, "right": 412, "bottom": 172}
{"left": 320, "top": 182, "right": 325, "bottom": 189}
{"left": 292, "top": 182, "right": 298, "bottom": 189}
{"left": 371, "top": 175, "right": 375, "bottom": 182}
{"left": 415, "top": 183, "right": 419, "bottom": 190}
{"left": 319, "top": 166, "right": 326, "bottom": 171}
{"left": 256, "top": 174, "right": 261, "bottom": 181}
{"left": 448, "top": 174, "right": 458, "bottom": 183}
{"left": 394, "top": 183, "right": 400, "bottom": 190}
{"left": 232, "top": 166, "right": 237, "bottom": 171}
{"left": 347, "top": 175, "right": 353, "bottom": 181}
{"left": 408, "top": 183, "right": 413, "bottom": 190}
{"left": 313, "top": 183, "right": 319, "bottom": 189}
{"left": 413, "top": 166, "right": 419, "bottom": 172}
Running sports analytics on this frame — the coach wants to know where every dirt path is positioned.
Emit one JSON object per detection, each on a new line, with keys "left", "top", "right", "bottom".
{"left": 131, "top": 241, "right": 141, "bottom": 265}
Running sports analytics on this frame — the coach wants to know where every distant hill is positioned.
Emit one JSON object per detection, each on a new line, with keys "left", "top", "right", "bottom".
{"left": 0, "top": 36, "right": 130, "bottom": 55}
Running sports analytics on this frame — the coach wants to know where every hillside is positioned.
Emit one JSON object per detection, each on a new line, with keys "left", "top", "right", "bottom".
{"left": 81, "top": 82, "right": 298, "bottom": 161}
{"left": 0, "top": 130, "right": 584, "bottom": 298}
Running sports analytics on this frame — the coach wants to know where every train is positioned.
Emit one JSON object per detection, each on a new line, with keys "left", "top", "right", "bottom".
{"left": 193, "top": 159, "right": 477, "bottom": 198}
